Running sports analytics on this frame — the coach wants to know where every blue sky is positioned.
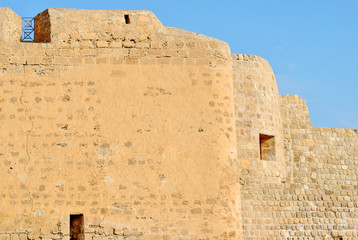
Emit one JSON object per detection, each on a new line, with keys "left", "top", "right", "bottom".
{"left": 1, "top": 0, "right": 357, "bottom": 128}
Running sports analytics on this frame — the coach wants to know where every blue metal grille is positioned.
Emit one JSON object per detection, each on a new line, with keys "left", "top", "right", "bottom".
{"left": 22, "top": 17, "right": 35, "bottom": 42}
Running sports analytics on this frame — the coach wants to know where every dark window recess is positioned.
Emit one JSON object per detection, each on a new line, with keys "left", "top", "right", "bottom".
{"left": 259, "top": 134, "right": 276, "bottom": 161}
{"left": 70, "top": 214, "right": 84, "bottom": 240}
{"left": 124, "top": 14, "right": 130, "bottom": 24}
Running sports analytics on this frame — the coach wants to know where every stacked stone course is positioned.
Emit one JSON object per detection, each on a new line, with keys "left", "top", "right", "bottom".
{"left": 0, "top": 7, "right": 357, "bottom": 240}
{"left": 0, "top": 8, "right": 241, "bottom": 240}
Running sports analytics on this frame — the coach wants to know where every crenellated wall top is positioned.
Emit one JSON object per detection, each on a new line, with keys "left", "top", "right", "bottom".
{"left": 34, "top": 8, "right": 166, "bottom": 43}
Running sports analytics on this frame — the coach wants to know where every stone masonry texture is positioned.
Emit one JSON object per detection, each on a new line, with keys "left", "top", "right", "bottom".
{"left": 0, "top": 7, "right": 357, "bottom": 240}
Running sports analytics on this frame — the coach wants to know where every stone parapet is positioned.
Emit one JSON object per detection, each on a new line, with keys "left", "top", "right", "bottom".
{"left": 34, "top": 8, "right": 165, "bottom": 43}
{"left": 0, "top": 8, "right": 22, "bottom": 42}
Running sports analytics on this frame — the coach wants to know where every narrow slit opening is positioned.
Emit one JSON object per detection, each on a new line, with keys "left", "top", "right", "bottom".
{"left": 125, "top": 14, "right": 130, "bottom": 24}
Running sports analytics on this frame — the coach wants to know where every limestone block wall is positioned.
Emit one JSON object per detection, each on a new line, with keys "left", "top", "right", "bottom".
{"left": 232, "top": 54, "right": 286, "bottom": 239}
{"left": 280, "top": 95, "right": 358, "bottom": 240}
{"left": 0, "top": 8, "right": 242, "bottom": 240}
{"left": 232, "top": 54, "right": 285, "bottom": 180}
{"left": 234, "top": 54, "right": 358, "bottom": 239}
{"left": 0, "top": 8, "right": 22, "bottom": 42}
{"left": 1, "top": 7, "right": 357, "bottom": 240}
{"left": 34, "top": 8, "right": 165, "bottom": 44}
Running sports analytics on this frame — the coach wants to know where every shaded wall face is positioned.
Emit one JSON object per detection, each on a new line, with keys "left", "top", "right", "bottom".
{"left": 232, "top": 54, "right": 286, "bottom": 238}
{"left": 279, "top": 96, "right": 358, "bottom": 239}
{"left": 0, "top": 9, "right": 243, "bottom": 240}
{"left": 237, "top": 92, "right": 358, "bottom": 239}
{"left": 233, "top": 55, "right": 358, "bottom": 239}
{"left": 232, "top": 54, "right": 284, "bottom": 177}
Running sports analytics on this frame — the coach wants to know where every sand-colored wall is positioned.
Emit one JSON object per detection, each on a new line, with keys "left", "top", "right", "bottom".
{"left": 34, "top": 8, "right": 165, "bottom": 44}
{"left": 0, "top": 8, "right": 242, "bottom": 240}
{"left": 1, "top": 7, "right": 357, "bottom": 240}
{"left": 234, "top": 56, "right": 358, "bottom": 239}
{"left": 232, "top": 54, "right": 285, "bottom": 178}
{"left": 280, "top": 95, "right": 358, "bottom": 239}
{"left": 0, "top": 8, "right": 22, "bottom": 42}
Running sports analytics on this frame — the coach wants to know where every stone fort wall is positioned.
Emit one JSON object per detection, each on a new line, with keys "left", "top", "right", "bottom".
{"left": 0, "top": 8, "right": 241, "bottom": 240}
{"left": 0, "top": 7, "right": 357, "bottom": 240}
{"left": 233, "top": 56, "right": 358, "bottom": 240}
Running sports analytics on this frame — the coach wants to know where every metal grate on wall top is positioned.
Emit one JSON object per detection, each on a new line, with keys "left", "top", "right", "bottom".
{"left": 21, "top": 17, "right": 35, "bottom": 42}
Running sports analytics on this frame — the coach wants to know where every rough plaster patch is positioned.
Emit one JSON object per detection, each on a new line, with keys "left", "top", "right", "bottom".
{"left": 104, "top": 176, "right": 114, "bottom": 185}
{"left": 18, "top": 173, "right": 26, "bottom": 180}
{"left": 33, "top": 209, "right": 44, "bottom": 217}
{"left": 161, "top": 178, "right": 167, "bottom": 186}
{"left": 55, "top": 180, "right": 65, "bottom": 187}
{"left": 96, "top": 148, "right": 111, "bottom": 159}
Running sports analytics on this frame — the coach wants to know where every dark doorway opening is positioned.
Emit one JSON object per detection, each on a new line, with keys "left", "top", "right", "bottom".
{"left": 70, "top": 214, "right": 84, "bottom": 240}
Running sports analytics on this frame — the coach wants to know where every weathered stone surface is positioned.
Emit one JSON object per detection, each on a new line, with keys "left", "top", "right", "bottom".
{"left": 0, "top": 8, "right": 22, "bottom": 42}
{"left": 0, "top": 7, "right": 357, "bottom": 240}
{"left": 233, "top": 55, "right": 358, "bottom": 238}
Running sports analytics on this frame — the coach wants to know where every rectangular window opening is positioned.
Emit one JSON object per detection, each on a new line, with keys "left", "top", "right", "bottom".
{"left": 259, "top": 134, "right": 275, "bottom": 161}
{"left": 70, "top": 214, "right": 84, "bottom": 240}
{"left": 124, "top": 14, "right": 130, "bottom": 24}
